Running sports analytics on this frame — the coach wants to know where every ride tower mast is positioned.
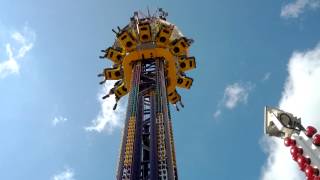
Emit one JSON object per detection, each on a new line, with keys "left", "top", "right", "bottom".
{"left": 99, "top": 9, "right": 196, "bottom": 180}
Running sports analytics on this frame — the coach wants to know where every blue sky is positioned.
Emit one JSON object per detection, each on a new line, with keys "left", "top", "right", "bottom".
{"left": 1, "top": 0, "right": 320, "bottom": 180}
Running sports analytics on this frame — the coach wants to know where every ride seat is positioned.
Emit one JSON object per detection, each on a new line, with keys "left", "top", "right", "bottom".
{"left": 178, "top": 56, "right": 196, "bottom": 72}
{"left": 103, "top": 66, "right": 122, "bottom": 80}
{"left": 101, "top": 47, "right": 125, "bottom": 64}
{"left": 138, "top": 22, "right": 152, "bottom": 43}
{"left": 170, "top": 37, "right": 190, "bottom": 56}
{"left": 176, "top": 75, "right": 193, "bottom": 89}
{"left": 167, "top": 90, "right": 181, "bottom": 104}
{"left": 156, "top": 24, "right": 174, "bottom": 47}
{"left": 117, "top": 30, "right": 137, "bottom": 52}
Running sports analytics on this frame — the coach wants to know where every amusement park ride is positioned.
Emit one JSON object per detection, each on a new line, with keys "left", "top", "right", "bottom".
{"left": 99, "top": 9, "right": 196, "bottom": 180}
{"left": 97, "top": 7, "right": 320, "bottom": 180}
{"left": 265, "top": 107, "right": 320, "bottom": 180}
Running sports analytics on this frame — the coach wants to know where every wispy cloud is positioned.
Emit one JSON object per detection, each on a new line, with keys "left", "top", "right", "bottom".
{"left": 223, "top": 82, "right": 254, "bottom": 109}
{"left": 0, "top": 44, "right": 19, "bottom": 77}
{"left": 52, "top": 116, "right": 68, "bottom": 126}
{"left": 281, "top": 0, "right": 320, "bottom": 18}
{"left": 51, "top": 167, "right": 75, "bottom": 180}
{"left": 213, "top": 110, "right": 221, "bottom": 118}
{"left": 85, "top": 80, "right": 127, "bottom": 133}
{"left": 0, "top": 24, "right": 36, "bottom": 78}
{"left": 214, "top": 82, "right": 254, "bottom": 119}
{"left": 262, "top": 72, "right": 271, "bottom": 82}
{"left": 260, "top": 43, "right": 320, "bottom": 180}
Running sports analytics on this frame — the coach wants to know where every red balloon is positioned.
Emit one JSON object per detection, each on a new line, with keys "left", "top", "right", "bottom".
{"left": 297, "top": 155, "right": 307, "bottom": 170}
{"left": 305, "top": 165, "right": 315, "bottom": 178}
{"left": 313, "top": 134, "right": 320, "bottom": 146}
{"left": 291, "top": 146, "right": 302, "bottom": 161}
{"left": 292, "top": 154, "right": 299, "bottom": 161}
{"left": 307, "top": 176, "right": 315, "bottom": 180}
{"left": 284, "top": 137, "right": 291, "bottom": 147}
{"left": 291, "top": 146, "right": 303, "bottom": 156}
{"left": 305, "top": 157, "right": 311, "bottom": 165}
{"left": 284, "top": 137, "right": 296, "bottom": 147}
{"left": 290, "top": 146, "right": 298, "bottom": 155}
{"left": 305, "top": 126, "right": 317, "bottom": 137}
{"left": 314, "top": 176, "right": 320, "bottom": 180}
{"left": 314, "top": 168, "right": 320, "bottom": 176}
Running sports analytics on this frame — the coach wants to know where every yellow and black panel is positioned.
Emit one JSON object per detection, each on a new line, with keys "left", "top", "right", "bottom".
{"left": 104, "top": 47, "right": 125, "bottom": 64}
{"left": 117, "top": 30, "right": 137, "bottom": 52}
{"left": 114, "top": 82, "right": 129, "bottom": 100}
{"left": 170, "top": 37, "right": 190, "bottom": 56}
{"left": 178, "top": 56, "right": 196, "bottom": 72}
{"left": 156, "top": 24, "right": 174, "bottom": 47}
{"left": 103, "top": 66, "right": 122, "bottom": 80}
{"left": 176, "top": 75, "right": 193, "bottom": 89}
{"left": 138, "top": 22, "right": 152, "bottom": 43}
{"left": 167, "top": 89, "right": 181, "bottom": 104}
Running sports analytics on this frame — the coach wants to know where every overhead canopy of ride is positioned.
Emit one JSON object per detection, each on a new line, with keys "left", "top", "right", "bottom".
{"left": 99, "top": 16, "right": 197, "bottom": 106}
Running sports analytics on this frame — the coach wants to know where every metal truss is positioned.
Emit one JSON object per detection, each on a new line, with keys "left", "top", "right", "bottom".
{"left": 117, "top": 59, "right": 178, "bottom": 180}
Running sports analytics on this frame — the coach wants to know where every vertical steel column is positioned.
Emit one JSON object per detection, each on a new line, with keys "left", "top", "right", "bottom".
{"left": 155, "top": 59, "right": 175, "bottom": 180}
{"left": 117, "top": 59, "right": 178, "bottom": 180}
{"left": 131, "top": 92, "right": 143, "bottom": 180}
{"left": 167, "top": 103, "right": 178, "bottom": 179}
{"left": 117, "top": 62, "right": 142, "bottom": 180}
{"left": 139, "top": 60, "right": 158, "bottom": 180}
{"left": 150, "top": 92, "right": 159, "bottom": 180}
{"left": 140, "top": 94, "right": 151, "bottom": 179}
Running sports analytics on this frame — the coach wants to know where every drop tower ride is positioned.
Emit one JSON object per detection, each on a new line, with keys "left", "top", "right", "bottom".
{"left": 99, "top": 9, "right": 196, "bottom": 180}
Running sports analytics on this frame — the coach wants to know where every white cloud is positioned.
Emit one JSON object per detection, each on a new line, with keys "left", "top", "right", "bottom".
{"left": 213, "top": 110, "right": 221, "bottom": 118}
{"left": 213, "top": 82, "right": 254, "bottom": 119}
{"left": 51, "top": 168, "right": 75, "bottom": 180}
{"left": 223, "top": 82, "right": 253, "bottom": 109}
{"left": 261, "top": 43, "right": 320, "bottom": 180}
{"left": 262, "top": 72, "right": 271, "bottom": 82}
{"left": 52, "top": 116, "right": 68, "bottom": 126}
{"left": 85, "top": 80, "right": 127, "bottom": 133}
{"left": 0, "top": 44, "right": 19, "bottom": 77}
{"left": 281, "top": 0, "right": 320, "bottom": 18}
{"left": 0, "top": 25, "right": 36, "bottom": 78}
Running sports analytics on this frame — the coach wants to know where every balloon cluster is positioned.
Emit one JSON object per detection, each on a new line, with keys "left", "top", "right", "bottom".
{"left": 284, "top": 126, "right": 320, "bottom": 180}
